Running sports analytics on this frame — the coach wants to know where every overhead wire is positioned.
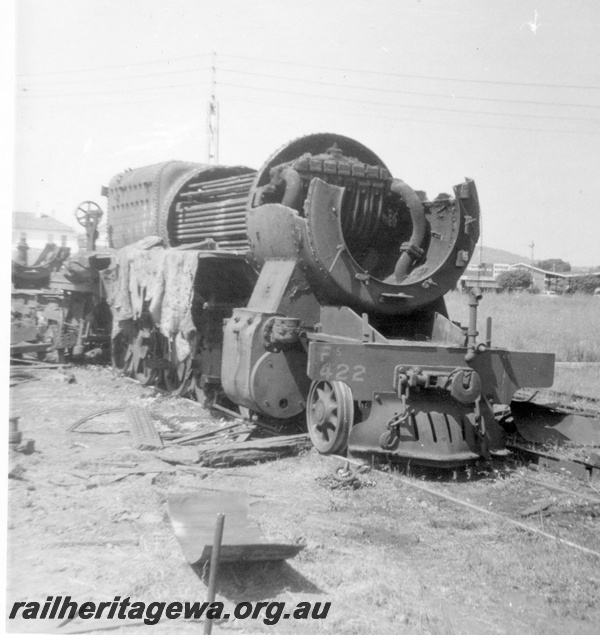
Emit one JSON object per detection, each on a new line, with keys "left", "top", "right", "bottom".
{"left": 219, "top": 67, "right": 600, "bottom": 111}
{"left": 15, "top": 86, "right": 600, "bottom": 135}
{"left": 16, "top": 66, "right": 211, "bottom": 88}
{"left": 17, "top": 53, "right": 211, "bottom": 77}
{"left": 221, "top": 52, "right": 600, "bottom": 91}
{"left": 14, "top": 52, "right": 600, "bottom": 133}
{"left": 18, "top": 80, "right": 210, "bottom": 99}
{"left": 219, "top": 81, "right": 600, "bottom": 124}
{"left": 225, "top": 94, "right": 600, "bottom": 136}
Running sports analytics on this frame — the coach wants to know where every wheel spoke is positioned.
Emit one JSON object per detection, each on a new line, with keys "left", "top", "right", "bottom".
{"left": 307, "top": 380, "right": 353, "bottom": 455}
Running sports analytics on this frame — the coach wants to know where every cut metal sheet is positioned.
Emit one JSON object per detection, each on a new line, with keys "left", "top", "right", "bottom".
{"left": 511, "top": 401, "right": 600, "bottom": 447}
{"left": 167, "top": 490, "right": 303, "bottom": 565}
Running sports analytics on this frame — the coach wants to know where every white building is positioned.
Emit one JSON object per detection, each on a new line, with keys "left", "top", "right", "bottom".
{"left": 12, "top": 212, "right": 79, "bottom": 264}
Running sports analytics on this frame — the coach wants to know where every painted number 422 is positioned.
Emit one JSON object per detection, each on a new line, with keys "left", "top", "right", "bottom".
{"left": 319, "top": 363, "right": 366, "bottom": 382}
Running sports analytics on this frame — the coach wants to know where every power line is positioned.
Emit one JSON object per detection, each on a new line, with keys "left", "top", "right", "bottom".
{"left": 18, "top": 60, "right": 600, "bottom": 112}
{"left": 222, "top": 53, "right": 600, "bottom": 91}
{"left": 15, "top": 88, "right": 600, "bottom": 135}
{"left": 17, "top": 80, "right": 209, "bottom": 99}
{"left": 17, "top": 53, "right": 211, "bottom": 78}
{"left": 226, "top": 95, "right": 600, "bottom": 137}
{"left": 220, "top": 67, "right": 600, "bottom": 111}
{"left": 17, "top": 66, "right": 210, "bottom": 88}
{"left": 219, "top": 81, "right": 600, "bottom": 124}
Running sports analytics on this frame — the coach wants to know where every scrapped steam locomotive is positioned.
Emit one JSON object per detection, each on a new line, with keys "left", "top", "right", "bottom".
{"left": 89, "top": 133, "right": 554, "bottom": 465}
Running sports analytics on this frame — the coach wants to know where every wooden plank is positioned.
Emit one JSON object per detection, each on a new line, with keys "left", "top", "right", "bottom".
{"left": 167, "top": 491, "right": 303, "bottom": 565}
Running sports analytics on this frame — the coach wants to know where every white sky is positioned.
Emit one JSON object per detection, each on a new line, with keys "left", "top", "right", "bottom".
{"left": 9, "top": 0, "right": 600, "bottom": 266}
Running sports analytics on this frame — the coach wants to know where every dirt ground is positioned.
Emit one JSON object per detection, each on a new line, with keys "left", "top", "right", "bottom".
{"left": 7, "top": 366, "right": 600, "bottom": 634}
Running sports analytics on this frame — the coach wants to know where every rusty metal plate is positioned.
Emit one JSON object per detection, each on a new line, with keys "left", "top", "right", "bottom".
{"left": 167, "top": 491, "right": 303, "bottom": 565}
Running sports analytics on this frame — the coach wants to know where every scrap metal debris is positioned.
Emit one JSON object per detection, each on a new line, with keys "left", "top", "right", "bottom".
{"left": 511, "top": 396, "right": 600, "bottom": 446}
{"left": 167, "top": 490, "right": 304, "bottom": 565}
{"left": 165, "top": 421, "right": 251, "bottom": 446}
{"left": 509, "top": 443, "right": 600, "bottom": 482}
{"left": 67, "top": 407, "right": 125, "bottom": 433}
{"left": 126, "top": 406, "right": 164, "bottom": 450}
{"left": 197, "top": 433, "right": 311, "bottom": 467}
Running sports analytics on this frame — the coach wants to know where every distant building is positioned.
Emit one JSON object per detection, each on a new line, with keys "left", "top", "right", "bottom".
{"left": 459, "top": 262, "right": 500, "bottom": 291}
{"left": 12, "top": 211, "right": 79, "bottom": 265}
{"left": 460, "top": 260, "right": 600, "bottom": 293}
{"left": 509, "top": 263, "right": 600, "bottom": 293}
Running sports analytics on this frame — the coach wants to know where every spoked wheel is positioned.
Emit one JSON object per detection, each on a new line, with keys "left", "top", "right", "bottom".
{"left": 75, "top": 201, "right": 103, "bottom": 228}
{"left": 306, "top": 380, "right": 354, "bottom": 455}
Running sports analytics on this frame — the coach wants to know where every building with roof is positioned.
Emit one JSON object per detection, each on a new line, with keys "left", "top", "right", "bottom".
{"left": 12, "top": 212, "right": 80, "bottom": 265}
{"left": 509, "top": 263, "right": 600, "bottom": 293}
{"left": 459, "top": 259, "right": 600, "bottom": 293}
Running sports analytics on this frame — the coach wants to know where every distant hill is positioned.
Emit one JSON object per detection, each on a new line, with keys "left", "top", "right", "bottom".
{"left": 471, "top": 244, "right": 529, "bottom": 265}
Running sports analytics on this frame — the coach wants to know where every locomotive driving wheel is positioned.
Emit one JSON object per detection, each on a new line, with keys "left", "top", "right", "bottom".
{"left": 307, "top": 380, "right": 354, "bottom": 455}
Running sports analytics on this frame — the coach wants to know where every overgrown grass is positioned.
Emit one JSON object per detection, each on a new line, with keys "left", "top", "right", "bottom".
{"left": 552, "top": 364, "right": 600, "bottom": 401}
{"left": 445, "top": 291, "right": 600, "bottom": 362}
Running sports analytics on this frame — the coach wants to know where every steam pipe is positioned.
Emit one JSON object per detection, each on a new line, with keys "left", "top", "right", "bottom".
{"left": 391, "top": 178, "right": 427, "bottom": 282}
{"left": 280, "top": 167, "right": 302, "bottom": 209}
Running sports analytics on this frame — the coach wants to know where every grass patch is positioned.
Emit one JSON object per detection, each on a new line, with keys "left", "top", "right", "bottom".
{"left": 552, "top": 364, "right": 600, "bottom": 401}
{"left": 445, "top": 292, "right": 600, "bottom": 362}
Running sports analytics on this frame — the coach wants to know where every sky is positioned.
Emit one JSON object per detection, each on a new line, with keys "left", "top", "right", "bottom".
{"left": 7, "top": 0, "right": 600, "bottom": 267}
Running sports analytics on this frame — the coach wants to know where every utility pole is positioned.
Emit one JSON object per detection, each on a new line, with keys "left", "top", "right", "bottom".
{"left": 207, "top": 51, "right": 219, "bottom": 165}
{"left": 529, "top": 241, "right": 535, "bottom": 264}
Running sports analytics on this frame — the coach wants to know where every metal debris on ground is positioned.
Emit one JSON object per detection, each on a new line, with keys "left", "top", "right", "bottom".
{"left": 520, "top": 499, "right": 553, "bottom": 517}
{"left": 126, "top": 406, "right": 164, "bottom": 450}
{"left": 509, "top": 443, "right": 600, "bottom": 482}
{"left": 511, "top": 397, "right": 600, "bottom": 446}
{"left": 318, "top": 460, "right": 373, "bottom": 490}
{"left": 167, "top": 490, "right": 304, "bottom": 565}
{"left": 16, "top": 439, "right": 35, "bottom": 455}
{"left": 67, "top": 407, "right": 125, "bottom": 433}
{"left": 9, "top": 417, "right": 23, "bottom": 449}
{"left": 197, "top": 433, "right": 310, "bottom": 467}
{"left": 9, "top": 370, "right": 41, "bottom": 387}
{"left": 165, "top": 421, "right": 251, "bottom": 446}
{"left": 203, "top": 513, "right": 225, "bottom": 635}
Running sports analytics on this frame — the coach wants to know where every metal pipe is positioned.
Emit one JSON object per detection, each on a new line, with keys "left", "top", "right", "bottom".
{"left": 485, "top": 316, "right": 493, "bottom": 348}
{"left": 176, "top": 223, "right": 246, "bottom": 234}
{"left": 175, "top": 217, "right": 247, "bottom": 230}
{"left": 189, "top": 173, "right": 255, "bottom": 189}
{"left": 280, "top": 167, "right": 302, "bottom": 209}
{"left": 175, "top": 228, "right": 248, "bottom": 239}
{"left": 177, "top": 225, "right": 247, "bottom": 235}
{"left": 391, "top": 178, "right": 427, "bottom": 283}
{"left": 176, "top": 209, "right": 247, "bottom": 222}
{"left": 178, "top": 199, "right": 248, "bottom": 214}
{"left": 203, "top": 513, "right": 225, "bottom": 635}
{"left": 465, "top": 287, "right": 483, "bottom": 362}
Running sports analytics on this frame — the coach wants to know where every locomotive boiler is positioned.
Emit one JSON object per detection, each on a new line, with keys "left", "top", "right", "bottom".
{"left": 100, "top": 133, "right": 554, "bottom": 466}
